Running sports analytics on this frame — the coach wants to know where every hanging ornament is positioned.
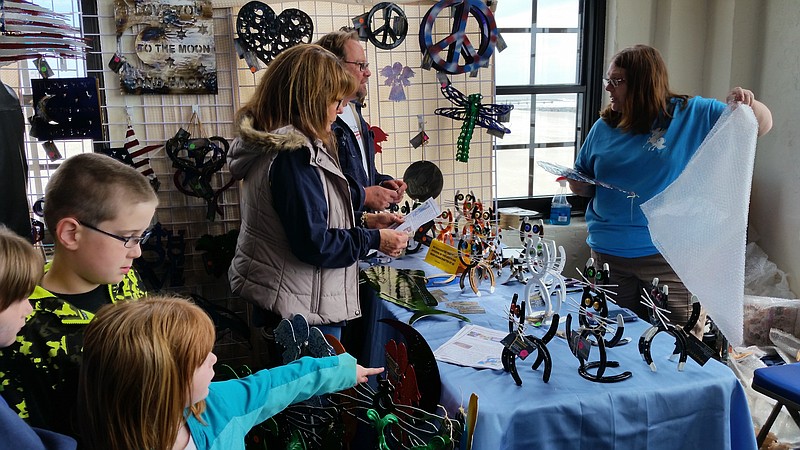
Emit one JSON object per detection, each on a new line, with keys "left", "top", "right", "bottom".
{"left": 0, "top": 0, "right": 87, "bottom": 63}
{"left": 234, "top": 1, "right": 313, "bottom": 67}
{"left": 353, "top": 2, "right": 408, "bottom": 51}
{"left": 433, "top": 73, "right": 512, "bottom": 162}
{"left": 370, "top": 125, "right": 389, "bottom": 153}
{"left": 124, "top": 124, "right": 162, "bottom": 191}
{"left": 380, "top": 62, "right": 415, "bottom": 102}
{"left": 419, "top": 0, "right": 498, "bottom": 75}
{"left": 29, "top": 77, "right": 103, "bottom": 141}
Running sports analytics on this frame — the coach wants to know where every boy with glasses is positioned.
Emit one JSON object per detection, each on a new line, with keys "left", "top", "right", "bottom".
{"left": 0, "top": 152, "right": 158, "bottom": 440}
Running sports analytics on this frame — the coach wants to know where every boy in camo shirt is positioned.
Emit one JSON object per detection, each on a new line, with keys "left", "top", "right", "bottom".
{"left": 0, "top": 153, "right": 157, "bottom": 439}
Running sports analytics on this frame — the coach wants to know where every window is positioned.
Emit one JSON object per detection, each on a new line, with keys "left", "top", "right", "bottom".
{"left": 0, "top": 0, "right": 90, "bottom": 210}
{"left": 493, "top": 0, "right": 606, "bottom": 213}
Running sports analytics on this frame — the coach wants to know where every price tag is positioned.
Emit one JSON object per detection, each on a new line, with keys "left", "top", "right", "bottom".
{"left": 501, "top": 333, "right": 536, "bottom": 360}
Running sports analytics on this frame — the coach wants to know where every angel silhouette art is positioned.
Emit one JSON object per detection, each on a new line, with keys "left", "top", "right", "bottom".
{"left": 381, "top": 62, "right": 415, "bottom": 101}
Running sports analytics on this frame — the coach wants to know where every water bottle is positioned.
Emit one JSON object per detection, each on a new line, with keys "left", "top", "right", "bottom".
{"left": 549, "top": 176, "right": 571, "bottom": 225}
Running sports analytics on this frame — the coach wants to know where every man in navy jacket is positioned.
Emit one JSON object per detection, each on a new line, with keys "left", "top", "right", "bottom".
{"left": 317, "top": 30, "right": 407, "bottom": 213}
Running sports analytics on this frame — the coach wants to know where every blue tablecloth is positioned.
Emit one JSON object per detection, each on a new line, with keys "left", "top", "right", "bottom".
{"left": 358, "top": 253, "right": 756, "bottom": 450}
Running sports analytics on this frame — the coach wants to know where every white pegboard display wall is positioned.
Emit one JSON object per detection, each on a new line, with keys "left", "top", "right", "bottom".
{"left": 97, "top": 1, "right": 497, "bottom": 294}
{"left": 230, "top": 1, "right": 497, "bottom": 209}
{"left": 2, "top": 0, "right": 502, "bottom": 364}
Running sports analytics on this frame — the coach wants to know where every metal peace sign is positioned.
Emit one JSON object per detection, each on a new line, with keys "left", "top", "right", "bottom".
{"left": 419, "top": 0, "right": 499, "bottom": 75}
{"left": 365, "top": 2, "right": 408, "bottom": 50}
{"left": 235, "top": 1, "right": 313, "bottom": 66}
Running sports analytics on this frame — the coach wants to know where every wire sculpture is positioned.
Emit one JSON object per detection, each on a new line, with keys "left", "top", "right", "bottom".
{"left": 564, "top": 258, "right": 632, "bottom": 383}
{"left": 433, "top": 73, "right": 512, "bottom": 162}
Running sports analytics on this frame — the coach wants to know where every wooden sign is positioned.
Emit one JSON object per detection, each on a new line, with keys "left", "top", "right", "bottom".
{"left": 114, "top": 0, "right": 217, "bottom": 95}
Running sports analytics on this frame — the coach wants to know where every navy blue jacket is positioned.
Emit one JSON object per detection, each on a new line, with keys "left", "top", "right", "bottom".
{"left": 331, "top": 102, "right": 393, "bottom": 212}
{"left": 270, "top": 146, "right": 379, "bottom": 267}
{"left": 0, "top": 396, "right": 76, "bottom": 450}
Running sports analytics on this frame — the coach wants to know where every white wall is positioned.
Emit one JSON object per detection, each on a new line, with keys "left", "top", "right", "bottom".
{"left": 607, "top": 0, "right": 800, "bottom": 296}
{"left": 751, "top": 1, "right": 800, "bottom": 297}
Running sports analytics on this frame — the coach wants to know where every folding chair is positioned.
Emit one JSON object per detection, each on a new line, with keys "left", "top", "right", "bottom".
{"left": 751, "top": 362, "right": 800, "bottom": 447}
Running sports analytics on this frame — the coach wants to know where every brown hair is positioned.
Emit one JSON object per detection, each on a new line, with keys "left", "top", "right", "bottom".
{"left": 44, "top": 153, "right": 158, "bottom": 233}
{"left": 235, "top": 44, "right": 357, "bottom": 153}
{"left": 0, "top": 227, "right": 43, "bottom": 311}
{"left": 78, "top": 296, "right": 215, "bottom": 450}
{"left": 599, "top": 44, "right": 690, "bottom": 134}
{"left": 315, "top": 29, "right": 360, "bottom": 59}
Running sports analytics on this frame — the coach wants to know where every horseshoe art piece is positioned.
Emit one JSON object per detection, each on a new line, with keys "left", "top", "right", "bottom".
{"left": 165, "top": 127, "right": 234, "bottom": 221}
{"left": 235, "top": 1, "right": 313, "bottom": 66}
{"left": 419, "top": 0, "right": 499, "bottom": 75}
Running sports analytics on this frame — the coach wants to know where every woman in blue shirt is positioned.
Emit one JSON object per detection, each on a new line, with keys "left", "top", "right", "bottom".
{"left": 570, "top": 45, "right": 772, "bottom": 333}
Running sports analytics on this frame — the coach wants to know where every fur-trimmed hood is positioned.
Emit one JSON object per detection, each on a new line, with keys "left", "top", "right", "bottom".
{"left": 228, "top": 115, "right": 315, "bottom": 180}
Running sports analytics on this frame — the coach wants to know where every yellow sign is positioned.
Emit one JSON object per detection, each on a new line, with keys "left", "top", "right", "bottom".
{"left": 424, "top": 239, "right": 460, "bottom": 274}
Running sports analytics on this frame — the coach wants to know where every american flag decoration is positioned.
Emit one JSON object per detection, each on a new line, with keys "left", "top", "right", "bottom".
{"left": 0, "top": 0, "right": 88, "bottom": 63}
{"left": 124, "top": 124, "right": 162, "bottom": 192}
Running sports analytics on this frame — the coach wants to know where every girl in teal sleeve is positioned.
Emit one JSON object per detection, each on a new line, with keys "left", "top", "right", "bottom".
{"left": 77, "top": 296, "right": 382, "bottom": 450}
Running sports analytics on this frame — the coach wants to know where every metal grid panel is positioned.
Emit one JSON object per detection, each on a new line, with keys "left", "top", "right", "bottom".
{"left": 2, "top": 0, "right": 499, "bottom": 365}
{"left": 233, "top": 1, "right": 496, "bottom": 208}
{"left": 94, "top": 4, "right": 241, "bottom": 307}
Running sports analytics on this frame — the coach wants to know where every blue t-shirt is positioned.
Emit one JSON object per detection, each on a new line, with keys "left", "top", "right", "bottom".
{"left": 575, "top": 96, "right": 726, "bottom": 257}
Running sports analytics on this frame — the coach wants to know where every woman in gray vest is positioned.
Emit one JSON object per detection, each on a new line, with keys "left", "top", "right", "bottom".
{"left": 228, "top": 44, "right": 407, "bottom": 341}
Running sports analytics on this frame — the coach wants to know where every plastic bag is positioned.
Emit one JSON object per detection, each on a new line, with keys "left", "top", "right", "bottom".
{"left": 743, "top": 296, "right": 800, "bottom": 346}
{"left": 643, "top": 104, "right": 758, "bottom": 347}
{"left": 769, "top": 328, "right": 800, "bottom": 362}
{"left": 745, "top": 242, "right": 796, "bottom": 299}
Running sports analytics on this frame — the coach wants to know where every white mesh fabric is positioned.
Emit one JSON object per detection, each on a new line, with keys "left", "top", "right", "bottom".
{"left": 641, "top": 104, "right": 758, "bottom": 347}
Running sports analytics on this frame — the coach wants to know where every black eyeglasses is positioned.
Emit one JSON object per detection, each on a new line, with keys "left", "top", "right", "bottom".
{"left": 78, "top": 220, "right": 152, "bottom": 248}
{"left": 343, "top": 60, "right": 369, "bottom": 72}
{"left": 603, "top": 77, "right": 626, "bottom": 88}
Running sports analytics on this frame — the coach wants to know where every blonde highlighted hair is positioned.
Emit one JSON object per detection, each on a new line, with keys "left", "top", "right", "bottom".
{"left": 78, "top": 296, "right": 215, "bottom": 450}
{"left": 235, "top": 44, "right": 358, "bottom": 153}
{"left": 0, "top": 227, "right": 43, "bottom": 311}
{"left": 44, "top": 153, "right": 158, "bottom": 233}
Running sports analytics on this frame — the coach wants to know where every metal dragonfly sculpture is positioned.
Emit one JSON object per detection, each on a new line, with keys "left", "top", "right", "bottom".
{"left": 434, "top": 73, "right": 513, "bottom": 162}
